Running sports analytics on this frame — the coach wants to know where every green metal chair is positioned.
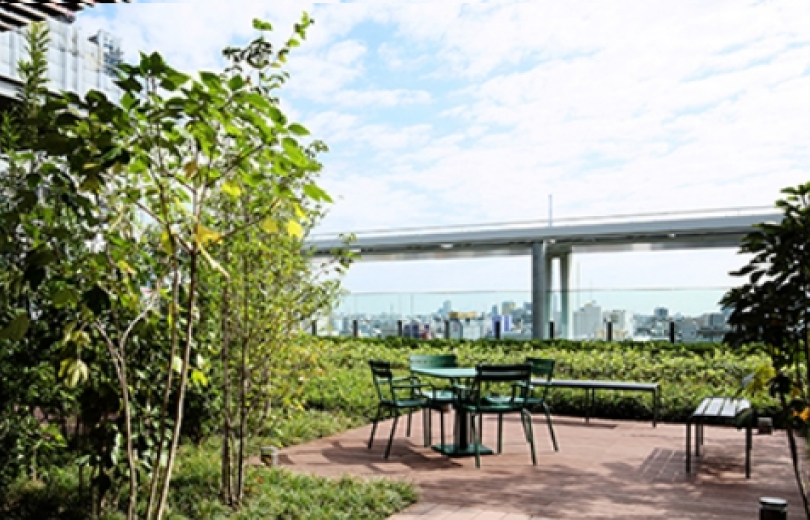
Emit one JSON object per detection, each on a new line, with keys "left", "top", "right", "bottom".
{"left": 409, "top": 354, "right": 458, "bottom": 448}
{"left": 523, "top": 357, "right": 559, "bottom": 451}
{"left": 367, "top": 360, "right": 429, "bottom": 459}
{"left": 454, "top": 363, "right": 536, "bottom": 468}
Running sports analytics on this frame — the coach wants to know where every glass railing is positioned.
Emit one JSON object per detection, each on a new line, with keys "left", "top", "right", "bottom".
{"left": 311, "top": 287, "right": 734, "bottom": 343}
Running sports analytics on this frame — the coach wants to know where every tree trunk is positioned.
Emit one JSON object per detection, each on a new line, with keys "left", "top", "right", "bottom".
{"left": 146, "top": 266, "right": 181, "bottom": 518}
{"left": 155, "top": 252, "right": 200, "bottom": 519}
{"left": 219, "top": 283, "right": 234, "bottom": 505}
{"left": 779, "top": 391, "right": 810, "bottom": 518}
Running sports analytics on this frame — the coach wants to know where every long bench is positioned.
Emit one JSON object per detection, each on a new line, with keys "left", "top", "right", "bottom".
{"left": 532, "top": 379, "right": 661, "bottom": 427}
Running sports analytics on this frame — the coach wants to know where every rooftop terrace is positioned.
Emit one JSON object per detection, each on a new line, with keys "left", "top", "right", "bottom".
{"left": 273, "top": 412, "right": 802, "bottom": 519}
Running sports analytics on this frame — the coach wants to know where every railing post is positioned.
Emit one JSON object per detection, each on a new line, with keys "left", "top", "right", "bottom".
{"left": 494, "top": 320, "right": 501, "bottom": 340}
{"left": 397, "top": 320, "right": 403, "bottom": 337}
{"left": 444, "top": 320, "right": 450, "bottom": 339}
{"left": 352, "top": 320, "right": 359, "bottom": 338}
{"left": 311, "top": 320, "right": 317, "bottom": 336}
{"left": 548, "top": 321, "right": 554, "bottom": 340}
{"left": 669, "top": 321, "right": 676, "bottom": 344}
{"left": 606, "top": 321, "right": 613, "bottom": 342}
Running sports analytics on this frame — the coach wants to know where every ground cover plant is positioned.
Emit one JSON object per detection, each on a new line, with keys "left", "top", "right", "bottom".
{"left": 3, "top": 418, "right": 415, "bottom": 520}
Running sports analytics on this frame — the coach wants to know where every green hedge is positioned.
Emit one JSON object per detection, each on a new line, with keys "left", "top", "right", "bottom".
{"left": 304, "top": 338, "right": 779, "bottom": 424}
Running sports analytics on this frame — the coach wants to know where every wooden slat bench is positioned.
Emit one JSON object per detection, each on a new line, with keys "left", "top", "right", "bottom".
{"left": 533, "top": 379, "right": 661, "bottom": 427}
{"left": 686, "top": 397, "right": 753, "bottom": 478}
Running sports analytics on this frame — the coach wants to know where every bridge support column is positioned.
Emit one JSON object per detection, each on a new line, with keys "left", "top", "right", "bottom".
{"left": 532, "top": 242, "right": 549, "bottom": 340}
{"left": 560, "top": 252, "right": 571, "bottom": 339}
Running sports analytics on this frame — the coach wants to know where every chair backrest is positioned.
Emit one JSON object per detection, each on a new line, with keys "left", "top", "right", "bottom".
{"left": 526, "top": 357, "right": 555, "bottom": 381}
{"left": 525, "top": 357, "right": 555, "bottom": 400}
{"left": 468, "top": 363, "right": 532, "bottom": 408}
{"left": 369, "top": 360, "right": 394, "bottom": 401}
{"left": 475, "top": 363, "right": 532, "bottom": 383}
{"left": 409, "top": 353, "right": 457, "bottom": 370}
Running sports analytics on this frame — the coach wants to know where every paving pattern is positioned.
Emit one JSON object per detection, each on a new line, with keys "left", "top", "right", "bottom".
{"left": 270, "top": 413, "right": 803, "bottom": 519}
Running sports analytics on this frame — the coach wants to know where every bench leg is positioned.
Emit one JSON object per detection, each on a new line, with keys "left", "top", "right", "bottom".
{"left": 585, "top": 388, "right": 593, "bottom": 423}
{"left": 746, "top": 420, "right": 752, "bottom": 479}
{"left": 685, "top": 420, "right": 692, "bottom": 474}
{"left": 653, "top": 389, "right": 659, "bottom": 428}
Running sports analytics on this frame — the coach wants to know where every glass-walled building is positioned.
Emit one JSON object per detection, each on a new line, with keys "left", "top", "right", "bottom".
{"left": 0, "top": 18, "right": 123, "bottom": 102}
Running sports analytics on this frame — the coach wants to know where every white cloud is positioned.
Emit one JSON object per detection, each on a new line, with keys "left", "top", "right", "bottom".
{"left": 332, "top": 88, "right": 431, "bottom": 108}
{"left": 77, "top": 1, "right": 810, "bottom": 302}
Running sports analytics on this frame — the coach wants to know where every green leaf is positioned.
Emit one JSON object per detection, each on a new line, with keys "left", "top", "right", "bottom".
{"left": 160, "top": 230, "right": 175, "bottom": 255}
{"left": 228, "top": 75, "right": 245, "bottom": 91}
{"left": 53, "top": 288, "right": 77, "bottom": 307}
{"left": 199, "top": 71, "right": 223, "bottom": 91}
{"left": 286, "top": 220, "right": 303, "bottom": 238}
{"left": 261, "top": 219, "right": 279, "bottom": 234}
{"left": 303, "top": 183, "right": 333, "bottom": 203}
{"left": 221, "top": 180, "right": 242, "bottom": 198}
{"left": 244, "top": 93, "right": 271, "bottom": 112}
{"left": 59, "top": 358, "right": 89, "bottom": 388}
{"left": 282, "top": 137, "right": 308, "bottom": 167}
{"left": 253, "top": 19, "right": 273, "bottom": 31}
{"left": 0, "top": 313, "right": 30, "bottom": 341}
{"left": 195, "top": 225, "right": 221, "bottom": 246}
{"left": 288, "top": 123, "right": 309, "bottom": 136}
{"left": 191, "top": 369, "right": 209, "bottom": 387}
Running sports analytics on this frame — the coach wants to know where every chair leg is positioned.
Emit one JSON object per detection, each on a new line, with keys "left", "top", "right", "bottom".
{"left": 471, "top": 413, "right": 481, "bottom": 468}
{"left": 406, "top": 409, "right": 413, "bottom": 437}
{"left": 385, "top": 413, "right": 400, "bottom": 459}
{"left": 543, "top": 403, "right": 559, "bottom": 451}
{"left": 423, "top": 407, "right": 430, "bottom": 447}
{"left": 368, "top": 404, "right": 384, "bottom": 449}
{"left": 522, "top": 410, "right": 537, "bottom": 466}
{"left": 497, "top": 414, "right": 504, "bottom": 454}
{"left": 439, "top": 406, "right": 446, "bottom": 448}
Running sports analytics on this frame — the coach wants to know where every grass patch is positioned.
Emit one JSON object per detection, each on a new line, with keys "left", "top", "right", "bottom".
{"left": 4, "top": 435, "right": 417, "bottom": 520}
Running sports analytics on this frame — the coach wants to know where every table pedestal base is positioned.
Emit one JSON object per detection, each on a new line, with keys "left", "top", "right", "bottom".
{"left": 431, "top": 444, "right": 494, "bottom": 457}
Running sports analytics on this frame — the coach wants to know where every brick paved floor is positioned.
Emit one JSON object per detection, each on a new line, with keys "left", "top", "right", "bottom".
{"left": 271, "top": 413, "right": 802, "bottom": 519}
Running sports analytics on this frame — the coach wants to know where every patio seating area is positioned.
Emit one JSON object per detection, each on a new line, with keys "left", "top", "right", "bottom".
{"left": 274, "top": 412, "right": 802, "bottom": 519}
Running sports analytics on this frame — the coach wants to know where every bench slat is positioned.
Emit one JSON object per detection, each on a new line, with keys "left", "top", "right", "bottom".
{"left": 692, "top": 397, "right": 751, "bottom": 420}
{"left": 535, "top": 379, "right": 659, "bottom": 391}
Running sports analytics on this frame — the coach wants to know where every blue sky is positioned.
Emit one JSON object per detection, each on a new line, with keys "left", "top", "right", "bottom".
{"left": 76, "top": 1, "right": 810, "bottom": 315}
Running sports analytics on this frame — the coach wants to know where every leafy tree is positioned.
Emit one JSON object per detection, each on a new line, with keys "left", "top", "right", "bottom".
{"left": 0, "top": 21, "right": 90, "bottom": 500}
{"left": 205, "top": 167, "right": 352, "bottom": 508}
{"left": 722, "top": 182, "right": 810, "bottom": 519}
{"left": 0, "top": 13, "right": 348, "bottom": 520}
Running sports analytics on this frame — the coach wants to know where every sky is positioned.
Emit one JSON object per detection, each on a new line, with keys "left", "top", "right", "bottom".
{"left": 76, "top": 1, "right": 810, "bottom": 315}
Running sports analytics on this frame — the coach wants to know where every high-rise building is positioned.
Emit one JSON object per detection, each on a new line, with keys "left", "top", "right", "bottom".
{"left": 501, "top": 301, "right": 516, "bottom": 315}
{"left": 573, "top": 301, "right": 602, "bottom": 339}
{"left": 0, "top": 3, "right": 131, "bottom": 33}
{"left": 603, "top": 309, "right": 634, "bottom": 339}
{"left": 491, "top": 314, "right": 512, "bottom": 334}
{"left": 0, "top": 18, "right": 123, "bottom": 103}
{"left": 441, "top": 300, "right": 452, "bottom": 317}
{"left": 653, "top": 307, "right": 669, "bottom": 321}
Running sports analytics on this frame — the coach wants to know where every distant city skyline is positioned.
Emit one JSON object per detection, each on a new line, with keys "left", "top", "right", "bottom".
{"left": 334, "top": 286, "right": 732, "bottom": 319}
